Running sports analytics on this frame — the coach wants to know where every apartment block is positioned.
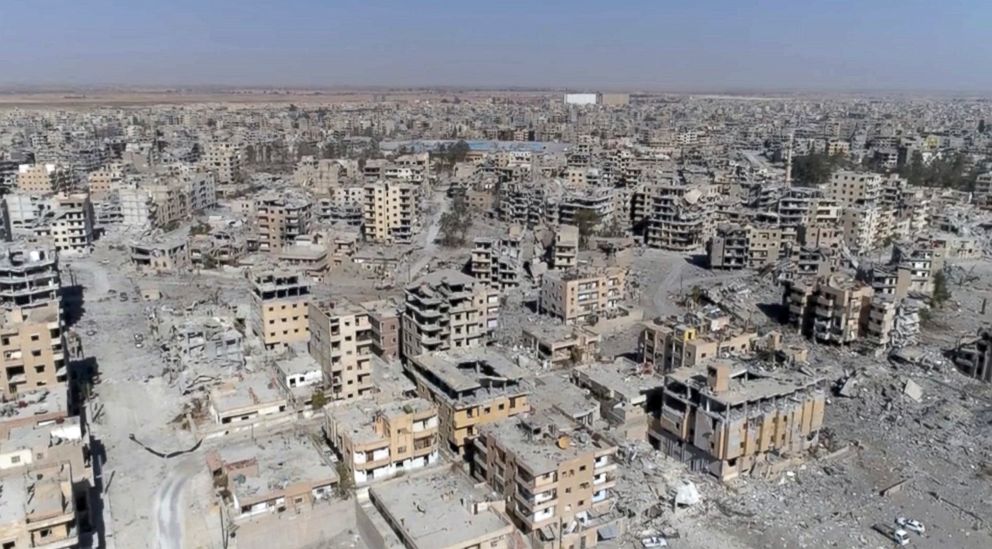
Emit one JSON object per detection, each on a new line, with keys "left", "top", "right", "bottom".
{"left": 35, "top": 193, "right": 94, "bottom": 254}
{"left": 953, "top": 328, "right": 992, "bottom": 382}
{"left": 652, "top": 360, "right": 826, "bottom": 480}
{"left": 401, "top": 269, "right": 498, "bottom": 359}
{"left": 469, "top": 232, "right": 522, "bottom": 290}
{"left": 324, "top": 398, "right": 440, "bottom": 485}
{"left": 362, "top": 299, "right": 401, "bottom": 360}
{"left": 785, "top": 275, "right": 873, "bottom": 344}
{"left": 15, "top": 164, "right": 72, "bottom": 196}
{"left": 248, "top": 267, "right": 311, "bottom": 350}
{"left": 633, "top": 183, "right": 716, "bottom": 251}
{"left": 129, "top": 230, "right": 191, "bottom": 274}
{"left": 825, "top": 170, "right": 882, "bottom": 208}
{"left": 640, "top": 314, "right": 756, "bottom": 374}
{"left": 0, "top": 302, "right": 66, "bottom": 399}
{"left": 362, "top": 181, "right": 420, "bottom": 243}
{"left": 200, "top": 142, "right": 242, "bottom": 186}
{"left": 255, "top": 191, "right": 313, "bottom": 253}
{"left": 405, "top": 349, "right": 530, "bottom": 454}
{"left": 539, "top": 266, "right": 626, "bottom": 325}
{"left": 551, "top": 224, "right": 579, "bottom": 269}
{"left": 0, "top": 242, "right": 60, "bottom": 309}
{"left": 472, "top": 412, "right": 621, "bottom": 548}
{"left": 708, "top": 223, "right": 794, "bottom": 270}
{"left": 839, "top": 205, "right": 881, "bottom": 254}
{"left": 307, "top": 300, "right": 375, "bottom": 401}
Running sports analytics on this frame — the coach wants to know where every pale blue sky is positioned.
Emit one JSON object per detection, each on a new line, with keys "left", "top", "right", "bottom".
{"left": 1, "top": 0, "right": 989, "bottom": 91}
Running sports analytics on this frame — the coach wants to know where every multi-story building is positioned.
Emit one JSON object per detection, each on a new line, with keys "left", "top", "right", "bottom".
{"left": 0, "top": 242, "right": 60, "bottom": 309}
{"left": 708, "top": 223, "right": 794, "bottom": 270}
{"left": 362, "top": 181, "right": 420, "bottom": 243}
{"left": 891, "top": 239, "right": 943, "bottom": 296}
{"left": 839, "top": 205, "right": 881, "bottom": 254}
{"left": 0, "top": 301, "right": 67, "bottom": 399}
{"left": 401, "top": 270, "right": 498, "bottom": 359}
{"left": 307, "top": 299, "right": 375, "bottom": 401}
{"left": 15, "top": 164, "right": 73, "bottom": 195}
{"left": 640, "top": 315, "right": 756, "bottom": 373}
{"left": 472, "top": 412, "right": 622, "bottom": 549}
{"left": 633, "top": 183, "right": 716, "bottom": 251}
{"left": 129, "top": 230, "right": 191, "bottom": 274}
{"left": 405, "top": 348, "right": 530, "bottom": 454}
{"left": 248, "top": 267, "right": 311, "bottom": 350}
{"left": 785, "top": 275, "right": 873, "bottom": 344}
{"left": 324, "top": 398, "right": 440, "bottom": 485}
{"left": 652, "top": 359, "right": 826, "bottom": 480}
{"left": 35, "top": 193, "right": 94, "bottom": 254}
{"left": 551, "top": 224, "right": 579, "bottom": 269}
{"left": 255, "top": 191, "right": 313, "bottom": 253}
{"left": 363, "top": 299, "right": 401, "bottom": 360}
{"left": 469, "top": 231, "right": 522, "bottom": 290}
{"left": 825, "top": 170, "right": 882, "bottom": 208}
{"left": 521, "top": 323, "right": 600, "bottom": 368}
{"left": 200, "top": 142, "right": 242, "bottom": 186}
{"left": 539, "top": 266, "right": 626, "bottom": 325}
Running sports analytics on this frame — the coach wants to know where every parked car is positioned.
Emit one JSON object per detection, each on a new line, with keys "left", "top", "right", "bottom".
{"left": 896, "top": 517, "right": 925, "bottom": 535}
{"left": 641, "top": 536, "right": 668, "bottom": 548}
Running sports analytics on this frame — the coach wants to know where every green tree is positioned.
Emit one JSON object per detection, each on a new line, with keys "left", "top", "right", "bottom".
{"left": 791, "top": 152, "right": 846, "bottom": 186}
{"left": 574, "top": 209, "right": 601, "bottom": 249}
{"left": 438, "top": 195, "right": 472, "bottom": 247}
{"left": 932, "top": 270, "right": 951, "bottom": 308}
{"left": 311, "top": 388, "right": 328, "bottom": 410}
{"left": 334, "top": 461, "right": 354, "bottom": 499}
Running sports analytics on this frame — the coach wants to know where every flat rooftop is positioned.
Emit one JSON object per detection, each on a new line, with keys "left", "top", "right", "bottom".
{"left": 667, "top": 360, "right": 821, "bottom": 407}
{"left": 210, "top": 374, "right": 285, "bottom": 413}
{"left": 370, "top": 470, "right": 512, "bottom": 549}
{"left": 214, "top": 431, "right": 337, "bottom": 502}
{"left": 410, "top": 348, "right": 530, "bottom": 395}
{"left": 479, "top": 410, "right": 612, "bottom": 475}
{"left": 329, "top": 397, "right": 433, "bottom": 445}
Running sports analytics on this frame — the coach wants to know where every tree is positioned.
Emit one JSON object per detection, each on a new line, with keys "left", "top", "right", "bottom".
{"left": 334, "top": 461, "right": 354, "bottom": 499}
{"left": 438, "top": 195, "right": 472, "bottom": 247}
{"left": 791, "top": 152, "right": 846, "bottom": 186}
{"left": 574, "top": 209, "right": 601, "bottom": 249}
{"left": 980, "top": 119, "right": 986, "bottom": 134}
{"left": 931, "top": 270, "right": 951, "bottom": 308}
{"left": 311, "top": 388, "right": 328, "bottom": 410}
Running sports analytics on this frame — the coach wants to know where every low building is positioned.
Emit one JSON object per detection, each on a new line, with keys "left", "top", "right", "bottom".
{"left": 324, "top": 398, "right": 440, "bottom": 485}
{"left": 953, "top": 328, "right": 992, "bottom": 383}
{"left": 0, "top": 463, "right": 82, "bottom": 549}
{"left": 208, "top": 374, "right": 288, "bottom": 426}
{"left": 573, "top": 360, "right": 658, "bottom": 441}
{"left": 521, "top": 323, "right": 601, "bottom": 368}
{"left": 405, "top": 348, "right": 531, "bottom": 454}
{"left": 639, "top": 315, "right": 756, "bottom": 374}
{"left": 129, "top": 229, "right": 191, "bottom": 274}
{"left": 362, "top": 469, "right": 516, "bottom": 549}
{"left": 206, "top": 431, "right": 337, "bottom": 523}
{"left": 652, "top": 360, "right": 826, "bottom": 480}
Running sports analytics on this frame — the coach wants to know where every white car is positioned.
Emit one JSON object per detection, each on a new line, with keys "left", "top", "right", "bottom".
{"left": 641, "top": 536, "right": 668, "bottom": 548}
{"left": 896, "top": 517, "right": 926, "bottom": 535}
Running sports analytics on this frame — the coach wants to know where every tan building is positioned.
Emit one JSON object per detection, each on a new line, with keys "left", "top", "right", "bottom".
{"left": 206, "top": 431, "right": 337, "bottom": 522}
{"left": 0, "top": 302, "right": 66, "bottom": 399}
{"left": 363, "top": 469, "right": 516, "bottom": 549}
{"left": 539, "top": 266, "right": 626, "bottom": 325}
{"left": 86, "top": 163, "right": 125, "bottom": 198}
{"left": 401, "top": 269, "right": 498, "bottom": 359}
{"left": 208, "top": 373, "right": 288, "bottom": 427}
{"left": 825, "top": 170, "right": 881, "bottom": 208}
{"left": 521, "top": 323, "right": 601, "bottom": 368}
{"left": 363, "top": 299, "right": 401, "bottom": 360}
{"left": 785, "top": 275, "right": 873, "bottom": 345}
{"left": 362, "top": 181, "right": 420, "bottom": 243}
{"left": 255, "top": 191, "right": 313, "bottom": 253}
{"left": 573, "top": 360, "right": 657, "bottom": 441}
{"left": 0, "top": 463, "right": 82, "bottom": 548}
{"left": 652, "top": 360, "right": 826, "bottom": 480}
{"left": 307, "top": 299, "right": 375, "bottom": 401}
{"left": 552, "top": 224, "right": 579, "bottom": 269}
{"left": 248, "top": 267, "right": 311, "bottom": 350}
{"left": 15, "top": 164, "right": 72, "bottom": 196}
{"left": 708, "top": 223, "right": 793, "bottom": 270}
{"left": 36, "top": 193, "right": 94, "bottom": 254}
{"left": 129, "top": 230, "right": 190, "bottom": 274}
{"left": 473, "top": 412, "right": 622, "bottom": 548}
{"left": 324, "top": 398, "right": 440, "bottom": 485}
{"left": 200, "top": 142, "right": 242, "bottom": 186}
{"left": 640, "top": 316, "right": 756, "bottom": 374}
{"left": 405, "top": 348, "right": 530, "bottom": 454}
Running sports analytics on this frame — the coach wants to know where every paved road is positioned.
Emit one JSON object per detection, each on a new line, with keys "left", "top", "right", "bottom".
{"left": 407, "top": 191, "right": 449, "bottom": 281}
{"left": 154, "top": 458, "right": 200, "bottom": 549}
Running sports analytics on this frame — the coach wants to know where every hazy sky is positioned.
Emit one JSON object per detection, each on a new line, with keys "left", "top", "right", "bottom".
{"left": 1, "top": 0, "right": 990, "bottom": 91}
